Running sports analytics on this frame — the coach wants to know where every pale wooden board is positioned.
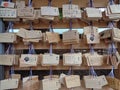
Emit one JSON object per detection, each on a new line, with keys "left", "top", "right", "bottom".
{"left": 14, "top": 40, "right": 117, "bottom": 50}
{"left": 12, "top": 0, "right": 112, "bottom": 8}
{"left": 13, "top": 20, "right": 109, "bottom": 29}
{"left": 14, "top": 80, "right": 114, "bottom": 90}
{"left": 13, "top": 60, "right": 118, "bottom": 70}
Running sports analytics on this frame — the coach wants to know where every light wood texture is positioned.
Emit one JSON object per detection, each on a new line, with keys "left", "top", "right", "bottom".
{"left": 13, "top": 61, "right": 118, "bottom": 71}
{"left": 14, "top": 40, "right": 113, "bottom": 50}
{"left": 15, "top": 80, "right": 113, "bottom": 90}
{"left": 14, "top": 20, "right": 109, "bottom": 29}
{"left": 13, "top": 66, "right": 117, "bottom": 70}
{"left": 12, "top": 0, "right": 118, "bottom": 8}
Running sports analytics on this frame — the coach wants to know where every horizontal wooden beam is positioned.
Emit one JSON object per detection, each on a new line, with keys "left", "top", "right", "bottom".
{"left": 12, "top": 0, "right": 118, "bottom": 8}
{"left": 13, "top": 65, "right": 116, "bottom": 70}
{"left": 13, "top": 20, "right": 109, "bottom": 29}
{"left": 14, "top": 40, "right": 113, "bottom": 50}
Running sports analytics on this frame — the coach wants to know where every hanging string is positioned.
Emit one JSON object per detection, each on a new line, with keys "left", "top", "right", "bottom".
{"left": 28, "top": 44, "right": 36, "bottom": 54}
{"left": 48, "top": 0, "right": 53, "bottom": 80}
{"left": 108, "top": 66, "right": 115, "bottom": 78}
{"left": 5, "top": 44, "right": 14, "bottom": 54}
{"left": 29, "top": 67, "right": 33, "bottom": 80}
{"left": 6, "top": 22, "right": 14, "bottom": 32}
{"left": 88, "top": 0, "right": 95, "bottom": 57}
{"left": 67, "top": 66, "right": 72, "bottom": 75}
{"left": 28, "top": 44, "right": 34, "bottom": 80}
{"left": 67, "top": 0, "right": 74, "bottom": 76}
{"left": 10, "top": 67, "right": 15, "bottom": 78}
{"left": 88, "top": 1, "right": 97, "bottom": 86}
{"left": 107, "top": 22, "right": 117, "bottom": 56}
{"left": 28, "top": 0, "right": 32, "bottom": 7}
{"left": 89, "top": 0, "right": 94, "bottom": 7}
{"left": 108, "top": 21, "right": 115, "bottom": 29}
{"left": 49, "top": 44, "right": 53, "bottom": 56}
{"left": 69, "top": 19, "right": 72, "bottom": 31}
{"left": 29, "top": 22, "right": 33, "bottom": 31}
{"left": 28, "top": 0, "right": 33, "bottom": 31}
{"left": 89, "top": 44, "right": 94, "bottom": 55}
{"left": 5, "top": 21, "right": 15, "bottom": 78}
{"left": 89, "top": 67, "right": 97, "bottom": 77}
{"left": 49, "top": 21, "right": 54, "bottom": 32}
{"left": 49, "top": 25, "right": 53, "bottom": 79}
{"left": 109, "top": 0, "right": 115, "bottom": 5}
{"left": 69, "top": 0, "right": 72, "bottom": 4}
{"left": 111, "top": 43, "right": 117, "bottom": 55}
{"left": 48, "top": 0, "right": 52, "bottom": 6}
{"left": 8, "top": 0, "right": 11, "bottom": 2}
{"left": 70, "top": 45, "right": 74, "bottom": 53}
{"left": 27, "top": 1, "right": 35, "bottom": 79}
{"left": 107, "top": 21, "right": 117, "bottom": 78}
{"left": 28, "top": 40, "right": 36, "bottom": 79}
{"left": 6, "top": 44, "right": 15, "bottom": 78}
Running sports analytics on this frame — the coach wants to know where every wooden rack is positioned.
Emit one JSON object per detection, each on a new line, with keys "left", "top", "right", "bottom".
{"left": 4, "top": 0, "right": 120, "bottom": 79}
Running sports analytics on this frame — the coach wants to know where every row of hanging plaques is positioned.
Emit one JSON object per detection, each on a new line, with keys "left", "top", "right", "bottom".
{"left": 0, "top": 51, "right": 119, "bottom": 67}
{"left": 0, "top": 1, "right": 120, "bottom": 21}
{"left": 0, "top": 26, "right": 120, "bottom": 44}
{"left": 1, "top": 73, "right": 120, "bottom": 90}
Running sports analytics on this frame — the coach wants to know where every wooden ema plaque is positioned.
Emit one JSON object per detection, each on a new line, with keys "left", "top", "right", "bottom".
{"left": 63, "top": 53, "right": 82, "bottom": 66}
{"left": 65, "top": 75, "right": 81, "bottom": 88}
{"left": 0, "top": 55, "right": 19, "bottom": 66}
{"left": 19, "top": 54, "right": 38, "bottom": 67}
{"left": 41, "top": 53, "right": 60, "bottom": 66}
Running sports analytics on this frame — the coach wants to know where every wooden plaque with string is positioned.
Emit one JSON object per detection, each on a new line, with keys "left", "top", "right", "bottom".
{"left": 19, "top": 54, "right": 38, "bottom": 67}
{"left": 65, "top": 75, "right": 81, "bottom": 88}
{"left": 84, "top": 52, "right": 104, "bottom": 66}
{"left": 62, "top": 4, "right": 82, "bottom": 19}
{"left": 63, "top": 53, "right": 82, "bottom": 66}
{"left": 109, "top": 4, "right": 120, "bottom": 14}
{"left": 0, "top": 78, "right": 19, "bottom": 90}
{"left": 105, "top": 5, "right": 120, "bottom": 20}
{"left": 41, "top": 53, "right": 60, "bottom": 66}
{"left": 17, "top": 28, "right": 42, "bottom": 39}
{"left": 84, "top": 76, "right": 102, "bottom": 89}
{"left": 11, "top": 74, "right": 21, "bottom": 80}
{"left": 16, "top": 0, "right": 25, "bottom": 8}
{"left": 99, "top": 29, "right": 112, "bottom": 39}
{"left": 22, "top": 75, "right": 40, "bottom": 90}
{"left": 45, "top": 32, "right": 60, "bottom": 43}
{"left": 83, "top": 26, "right": 98, "bottom": 35}
{"left": 85, "top": 7, "right": 102, "bottom": 20}
{"left": 0, "top": 33, "right": 17, "bottom": 43}
{"left": 39, "top": 10, "right": 55, "bottom": 20}
{"left": 41, "top": 6, "right": 59, "bottom": 16}
{"left": 0, "top": 55, "right": 19, "bottom": 66}
{"left": 63, "top": 30, "right": 79, "bottom": 45}
{"left": 42, "top": 78, "right": 61, "bottom": 90}
{"left": 21, "top": 10, "right": 40, "bottom": 20}
{"left": 112, "top": 28, "right": 120, "bottom": 42}
{"left": 86, "top": 34, "right": 100, "bottom": 44}
{"left": 17, "top": 7, "right": 34, "bottom": 17}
